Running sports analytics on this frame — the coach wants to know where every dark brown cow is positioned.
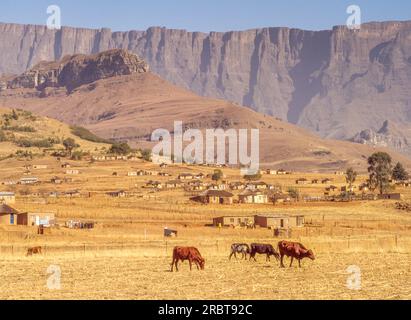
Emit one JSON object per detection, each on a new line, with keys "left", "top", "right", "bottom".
{"left": 278, "top": 241, "right": 315, "bottom": 268}
{"left": 170, "top": 247, "right": 205, "bottom": 272}
{"left": 26, "top": 246, "right": 42, "bottom": 256}
{"left": 249, "top": 243, "right": 280, "bottom": 262}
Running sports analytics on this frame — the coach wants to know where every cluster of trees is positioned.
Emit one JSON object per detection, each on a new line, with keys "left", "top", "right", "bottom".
{"left": 343, "top": 152, "right": 410, "bottom": 196}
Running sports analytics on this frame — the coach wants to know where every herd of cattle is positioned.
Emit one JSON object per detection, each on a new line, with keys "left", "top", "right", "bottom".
{"left": 25, "top": 241, "right": 315, "bottom": 271}
{"left": 170, "top": 241, "right": 315, "bottom": 272}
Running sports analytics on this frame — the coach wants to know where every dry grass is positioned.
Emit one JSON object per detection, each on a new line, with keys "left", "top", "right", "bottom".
{"left": 0, "top": 157, "right": 411, "bottom": 299}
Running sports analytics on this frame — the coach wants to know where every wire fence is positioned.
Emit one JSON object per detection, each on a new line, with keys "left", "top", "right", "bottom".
{"left": 1, "top": 234, "right": 410, "bottom": 258}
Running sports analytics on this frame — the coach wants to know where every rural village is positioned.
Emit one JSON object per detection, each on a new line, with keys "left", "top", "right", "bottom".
{"left": 0, "top": 120, "right": 410, "bottom": 299}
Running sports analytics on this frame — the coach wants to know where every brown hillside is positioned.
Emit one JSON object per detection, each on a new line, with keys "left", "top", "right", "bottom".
{"left": 0, "top": 53, "right": 410, "bottom": 172}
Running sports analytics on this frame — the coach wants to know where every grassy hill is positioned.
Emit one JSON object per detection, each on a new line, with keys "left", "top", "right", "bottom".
{"left": 0, "top": 108, "right": 111, "bottom": 157}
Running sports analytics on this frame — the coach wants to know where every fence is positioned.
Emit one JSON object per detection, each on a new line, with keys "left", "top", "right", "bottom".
{"left": 1, "top": 234, "right": 410, "bottom": 258}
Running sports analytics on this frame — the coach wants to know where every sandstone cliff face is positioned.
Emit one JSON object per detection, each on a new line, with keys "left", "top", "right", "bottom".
{"left": 3, "top": 49, "right": 148, "bottom": 92}
{"left": 0, "top": 21, "right": 411, "bottom": 154}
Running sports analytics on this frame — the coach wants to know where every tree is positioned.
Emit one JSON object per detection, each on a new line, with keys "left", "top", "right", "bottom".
{"left": 140, "top": 149, "right": 152, "bottom": 162}
{"left": 11, "top": 109, "right": 19, "bottom": 120}
{"left": 345, "top": 167, "right": 358, "bottom": 189}
{"left": 110, "top": 142, "right": 132, "bottom": 155}
{"left": 63, "top": 138, "right": 78, "bottom": 156}
{"left": 392, "top": 162, "right": 409, "bottom": 182}
{"left": 287, "top": 187, "right": 300, "bottom": 201}
{"left": 367, "top": 152, "right": 393, "bottom": 195}
{"left": 212, "top": 169, "right": 224, "bottom": 182}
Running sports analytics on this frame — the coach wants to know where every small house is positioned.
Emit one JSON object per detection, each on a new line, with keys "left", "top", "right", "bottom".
{"left": 165, "top": 180, "right": 184, "bottom": 189}
{"left": 193, "top": 173, "right": 205, "bottom": 180}
{"left": 0, "top": 204, "right": 20, "bottom": 225}
{"left": 63, "top": 190, "right": 81, "bottom": 198}
{"left": 178, "top": 173, "right": 194, "bottom": 180}
{"left": 33, "top": 165, "right": 48, "bottom": 170}
{"left": 377, "top": 193, "right": 402, "bottom": 200}
{"left": 146, "top": 181, "right": 163, "bottom": 189}
{"left": 238, "top": 190, "right": 268, "bottom": 204}
{"left": 158, "top": 172, "right": 172, "bottom": 177}
{"left": 246, "top": 182, "right": 268, "bottom": 190}
{"left": 107, "top": 190, "right": 127, "bottom": 198}
{"left": 0, "top": 192, "right": 16, "bottom": 204}
{"left": 61, "top": 163, "right": 71, "bottom": 168}
{"left": 164, "top": 228, "right": 178, "bottom": 237}
{"left": 66, "top": 169, "right": 79, "bottom": 175}
{"left": 229, "top": 181, "right": 246, "bottom": 190}
{"left": 311, "top": 179, "right": 320, "bottom": 184}
{"left": 145, "top": 170, "right": 159, "bottom": 176}
{"left": 254, "top": 214, "right": 304, "bottom": 229}
{"left": 20, "top": 177, "right": 39, "bottom": 185}
{"left": 197, "top": 190, "right": 234, "bottom": 205}
{"left": 255, "top": 215, "right": 290, "bottom": 229}
{"left": 213, "top": 216, "right": 254, "bottom": 227}
{"left": 266, "top": 169, "right": 278, "bottom": 175}
{"left": 128, "top": 171, "right": 138, "bottom": 176}
{"left": 17, "top": 212, "right": 55, "bottom": 227}
{"left": 50, "top": 176, "right": 63, "bottom": 184}
{"left": 296, "top": 178, "right": 310, "bottom": 185}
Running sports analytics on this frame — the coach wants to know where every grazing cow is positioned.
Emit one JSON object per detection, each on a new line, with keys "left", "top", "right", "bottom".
{"left": 170, "top": 247, "right": 205, "bottom": 272}
{"left": 249, "top": 243, "right": 280, "bottom": 262}
{"left": 229, "top": 243, "right": 250, "bottom": 260}
{"left": 26, "top": 246, "right": 42, "bottom": 256}
{"left": 278, "top": 241, "right": 315, "bottom": 268}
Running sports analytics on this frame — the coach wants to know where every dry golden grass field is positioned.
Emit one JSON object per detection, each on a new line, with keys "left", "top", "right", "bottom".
{"left": 0, "top": 157, "right": 411, "bottom": 300}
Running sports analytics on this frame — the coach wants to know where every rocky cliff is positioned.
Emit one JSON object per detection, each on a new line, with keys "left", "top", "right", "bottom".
{"left": 2, "top": 49, "right": 148, "bottom": 92}
{"left": 0, "top": 21, "right": 411, "bottom": 154}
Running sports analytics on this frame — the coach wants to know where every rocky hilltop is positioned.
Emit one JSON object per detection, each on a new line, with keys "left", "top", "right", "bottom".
{"left": 1, "top": 49, "right": 148, "bottom": 92}
{"left": 0, "top": 21, "right": 411, "bottom": 155}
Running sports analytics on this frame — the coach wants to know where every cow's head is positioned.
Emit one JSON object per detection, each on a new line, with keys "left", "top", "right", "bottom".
{"left": 198, "top": 257, "right": 205, "bottom": 270}
{"left": 270, "top": 249, "right": 280, "bottom": 262}
{"left": 305, "top": 249, "right": 315, "bottom": 260}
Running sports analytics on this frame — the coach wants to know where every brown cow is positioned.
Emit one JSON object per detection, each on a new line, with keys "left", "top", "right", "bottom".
{"left": 26, "top": 246, "right": 42, "bottom": 256}
{"left": 170, "top": 247, "right": 205, "bottom": 272}
{"left": 278, "top": 241, "right": 315, "bottom": 268}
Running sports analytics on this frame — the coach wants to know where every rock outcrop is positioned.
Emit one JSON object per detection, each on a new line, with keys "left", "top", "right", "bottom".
{"left": 0, "top": 21, "right": 411, "bottom": 155}
{"left": 5, "top": 49, "right": 148, "bottom": 91}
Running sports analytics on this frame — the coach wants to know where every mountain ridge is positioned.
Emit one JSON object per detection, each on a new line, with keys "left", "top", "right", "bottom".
{"left": 0, "top": 21, "right": 411, "bottom": 155}
{"left": 1, "top": 50, "right": 411, "bottom": 172}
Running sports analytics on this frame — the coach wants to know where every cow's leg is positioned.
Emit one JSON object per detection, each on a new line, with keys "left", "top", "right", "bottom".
{"left": 280, "top": 255, "right": 285, "bottom": 268}
{"left": 175, "top": 259, "right": 179, "bottom": 272}
{"left": 189, "top": 258, "right": 193, "bottom": 271}
{"left": 171, "top": 258, "right": 175, "bottom": 272}
{"left": 290, "top": 257, "right": 294, "bottom": 268}
{"left": 298, "top": 259, "right": 302, "bottom": 268}
{"left": 229, "top": 251, "right": 234, "bottom": 261}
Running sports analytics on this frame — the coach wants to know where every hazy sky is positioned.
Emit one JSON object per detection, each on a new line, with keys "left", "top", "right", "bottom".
{"left": 1, "top": 0, "right": 410, "bottom": 32}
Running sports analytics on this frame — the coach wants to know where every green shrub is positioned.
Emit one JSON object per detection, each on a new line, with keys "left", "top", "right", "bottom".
{"left": 2, "top": 125, "right": 36, "bottom": 132}
{"left": 71, "top": 126, "right": 112, "bottom": 144}
{"left": 110, "top": 142, "right": 132, "bottom": 155}
{"left": 17, "top": 138, "right": 55, "bottom": 148}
